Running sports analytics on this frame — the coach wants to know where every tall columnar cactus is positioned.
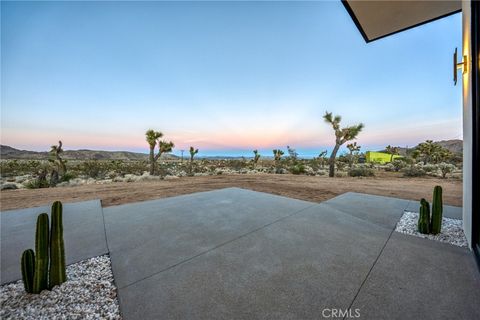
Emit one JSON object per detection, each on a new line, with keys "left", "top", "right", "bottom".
{"left": 21, "top": 249, "right": 35, "bottom": 293}
{"left": 418, "top": 198, "right": 431, "bottom": 234}
{"left": 32, "top": 213, "right": 49, "bottom": 294}
{"left": 49, "top": 201, "right": 66, "bottom": 288}
{"left": 430, "top": 185, "right": 443, "bottom": 234}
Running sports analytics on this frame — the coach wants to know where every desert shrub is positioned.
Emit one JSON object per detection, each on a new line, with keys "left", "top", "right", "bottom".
{"left": 348, "top": 166, "right": 375, "bottom": 177}
{"left": 335, "top": 171, "right": 347, "bottom": 177}
{"left": 316, "top": 170, "right": 327, "bottom": 176}
{"left": 227, "top": 159, "right": 248, "bottom": 171}
{"left": 24, "top": 179, "right": 49, "bottom": 189}
{"left": 422, "top": 164, "right": 438, "bottom": 174}
{"left": 289, "top": 164, "right": 305, "bottom": 175}
{"left": 402, "top": 166, "right": 426, "bottom": 177}
{"left": 308, "top": 159, "right": 320, "bottom": 171}
{"left": 365, "top": 161, "right": 377, "bottom": 169}
{"left": 336, "top": 161, "right": 346, "bottom": 171}
{"left": 438, "top": 162, "right": 456, "bottom": 178}
{"left": 383, "top": 163, "right": 394, "bottom": 172}
{"left": 24, "top": 170, "right": 50, "bottom": 189}
{"left": 60, "top": 172, "right": 77, "bottom": 182}
{"left": 0, "top": 160, "right": 43, "bottom": 177}
{"left": 82, "top": 160, "right": 108, "bottom": 178}
{"left": 392, "top": 159, "right": 407, "bottom": 172}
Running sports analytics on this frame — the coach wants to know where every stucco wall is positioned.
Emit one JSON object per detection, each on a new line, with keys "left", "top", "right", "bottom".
{"left": 462, "top": 0, "right": 473, "bottom": 248}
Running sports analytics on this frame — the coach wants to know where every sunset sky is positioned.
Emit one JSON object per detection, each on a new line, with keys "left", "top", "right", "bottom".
{"left": 1, "top": 1, "right": 462, "bottom": 157}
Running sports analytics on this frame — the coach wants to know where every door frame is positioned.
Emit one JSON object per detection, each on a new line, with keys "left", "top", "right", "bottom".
{"left": 471, "top": 0, "right": 480, "bottom": 268}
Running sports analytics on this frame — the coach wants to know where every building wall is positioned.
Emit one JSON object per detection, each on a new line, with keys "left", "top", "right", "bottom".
{"left": 462, "top": 0, "right": 473, "bottom": 248}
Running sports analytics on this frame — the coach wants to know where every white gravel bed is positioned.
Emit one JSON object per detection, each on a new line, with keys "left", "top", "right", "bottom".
{"left": 1, "top": 255, "right": 121, "bottom": 320}
{"left": 395, "top": 211, "right": 468, "bottom": 248}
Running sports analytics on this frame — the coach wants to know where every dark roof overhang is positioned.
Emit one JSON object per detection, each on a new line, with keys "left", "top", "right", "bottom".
{"left": 342, "top": 0, "right": 461, "bottom": 43}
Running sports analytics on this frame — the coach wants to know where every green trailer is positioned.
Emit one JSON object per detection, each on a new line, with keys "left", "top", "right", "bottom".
{"left": 365, "top": 151, "right": 402, "bottom": 164}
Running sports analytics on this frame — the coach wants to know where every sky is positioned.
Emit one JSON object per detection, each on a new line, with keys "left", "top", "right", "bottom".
{"left": 1, "top": 1, "right": 462, "bottom": 158}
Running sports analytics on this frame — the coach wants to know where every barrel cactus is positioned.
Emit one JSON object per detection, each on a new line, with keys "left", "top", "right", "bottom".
{"left": 418, "top": 198, "right": 431, "bottom": 234}
{"left": 430, "top": 185, "right": 443, "bottom": 234}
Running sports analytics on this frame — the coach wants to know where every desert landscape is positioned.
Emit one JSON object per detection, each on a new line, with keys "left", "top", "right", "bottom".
{"left": 3, "top": 1, "right": 479, "bottom": 319}
{"left": 0, "top": 172, "right": 462, "bottom": 211}
{"left": 0, "top": 137, "right": 463, "bottom": 211}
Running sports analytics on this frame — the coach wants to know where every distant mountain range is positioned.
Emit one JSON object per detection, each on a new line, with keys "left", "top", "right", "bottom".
{"left": 0, "top": 145, "right": 178, "bottom": 161}
{"left": 0, "top": 139, "right": 463, "bottom": 161}
{"left": 379, "top": 139, "right": 463, "bottom": 156}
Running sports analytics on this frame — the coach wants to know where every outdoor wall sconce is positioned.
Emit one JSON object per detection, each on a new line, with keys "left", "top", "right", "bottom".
{"left": 453, "top": 47, "right": 468, "bottom": 85}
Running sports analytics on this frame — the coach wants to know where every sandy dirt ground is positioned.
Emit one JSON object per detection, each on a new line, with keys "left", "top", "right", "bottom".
{"left": 0, "top": 172, "right": 462, "bottom": 211}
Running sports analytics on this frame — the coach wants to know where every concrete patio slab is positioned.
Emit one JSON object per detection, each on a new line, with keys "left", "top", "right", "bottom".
{"left": 404, "top": 201, "right": 463, "bottom": 219}
{"left": 117, "top": 203, "right": 393, "bottom": 320}
{"left": 0, "top": 200, "right": 108, "bottom": 284}
{"left": 103, "top": 188, "right": 315, "bottom": 288}
{"left": 322, "top": 192, "right": 411, "bottom": 229}
{"left": 351, "top": 232, "right": 480, "bottom": 320}
{"left": 3, "top": 188, "right": 477, "bottom": 320}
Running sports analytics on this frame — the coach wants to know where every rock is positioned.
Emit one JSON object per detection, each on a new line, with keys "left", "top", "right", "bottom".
{"left": 0, "top": 183, "right": 18, "bottom": 190}
{"left": 395, "top": 211, "right": 468, "bottom": 248}
{"left": 164, "top": 175, "right": 179, "bottom": 180}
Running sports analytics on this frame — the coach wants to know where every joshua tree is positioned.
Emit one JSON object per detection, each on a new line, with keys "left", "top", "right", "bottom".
{"left": 145, "top": 129, "right": 174, "bottom": 175}
{"left": 189, "top": 146, "right": 199, "bottom": 174}
{"left": 287, "top": 146, "right": 298, "bottom": 162}
{"left": 189, "top": 146, "right": 199, "bottom": 162}
{"left": 273, "top": 149, "right": 284, "bottom": 161}
{"left": 49, "top": 141, "right": 67, "bottom": 186}
{"left": 318, "top": 150, "right": 328, "bottom": 168}
{"left": 416, "top": 140, "right": 436, "bottom": 164}
{"left": 159, "top": 140, "right": 175, "bottom": 158}
{"left": 385, "top": 145, "right": 399, "bottom": 163}
{"left": 273, "top": 149, "right": 284, "bottom": 173}
{"left": 50, "top": 141, "right": 66, "bottom": 174}
{"left": 346, "top": 142, "right": 361, "bottom": 168}
{"left": 323, "top": 111, "right": 364, "bottom": 177}
{"left": 253, "top": 150, "right": 261, "bottom": 168}
{"left": 415, "top": 140, "right": 451, "bottom": 164}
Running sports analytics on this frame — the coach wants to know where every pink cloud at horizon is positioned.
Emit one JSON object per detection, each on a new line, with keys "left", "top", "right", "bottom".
{"left": 1, "top": 116, "right": 462, "bottom": 153}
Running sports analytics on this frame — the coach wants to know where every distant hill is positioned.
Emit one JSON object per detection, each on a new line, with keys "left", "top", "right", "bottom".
{"left": 435, "top": 139, "right": 463, "bottom": 154}
{"left": 378, "top": 139, "right": 463, "bottom": 156}
{"left": 0, "top": 145, "right": 178, "bottom": 161}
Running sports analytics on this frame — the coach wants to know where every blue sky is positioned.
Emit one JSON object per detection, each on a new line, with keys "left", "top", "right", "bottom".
{"left": 1, "top": 1, "right": 462, "bottom": 157}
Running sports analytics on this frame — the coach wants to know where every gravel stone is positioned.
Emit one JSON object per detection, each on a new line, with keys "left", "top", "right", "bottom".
{"left": 395, "top": 211, "right": 468, "bottom": 248}
{"left": 1, "top": 255, "right": 121, "bottom": 320}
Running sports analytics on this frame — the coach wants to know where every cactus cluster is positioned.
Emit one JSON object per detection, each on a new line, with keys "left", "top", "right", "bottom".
{"left": 417, "top": 186, "right": 443, "bottom": 235}
{"left": 21, "top": 201, "right": 67, "bottom": 293}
